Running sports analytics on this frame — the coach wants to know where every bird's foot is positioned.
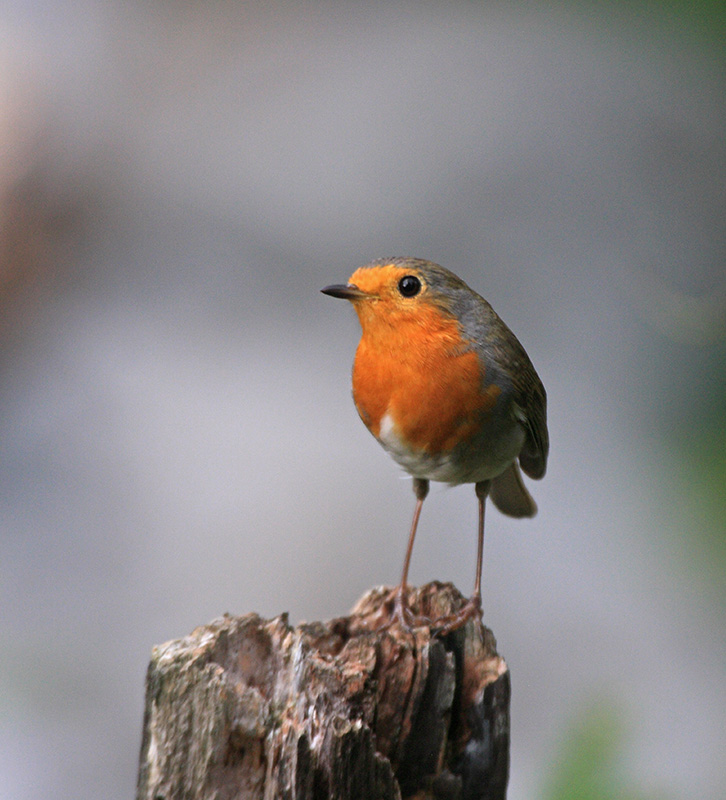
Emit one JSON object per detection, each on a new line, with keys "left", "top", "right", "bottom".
{"left": 378, "top": 586, "right": 431, "bottom": 633}
{"left": 431, "top": 594, "right": 483, "bottom": 636}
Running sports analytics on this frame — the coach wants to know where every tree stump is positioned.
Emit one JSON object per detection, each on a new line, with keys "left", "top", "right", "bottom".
{"left": 136, "top": 582, "right": 510, "bottom": 800}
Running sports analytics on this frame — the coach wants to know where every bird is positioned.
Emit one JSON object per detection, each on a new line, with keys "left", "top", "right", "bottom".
{"left": 321, "top": 257, "right": 548, "bottom": 633}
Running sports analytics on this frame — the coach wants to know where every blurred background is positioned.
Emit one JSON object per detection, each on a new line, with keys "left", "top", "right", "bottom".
{"left": 1, "top": 1, "right": 724, "bottom": 798}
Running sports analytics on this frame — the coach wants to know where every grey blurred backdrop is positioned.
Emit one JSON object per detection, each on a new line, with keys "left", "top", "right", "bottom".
{"left": 1, "top": 2, "right": 724, "bottom": 799}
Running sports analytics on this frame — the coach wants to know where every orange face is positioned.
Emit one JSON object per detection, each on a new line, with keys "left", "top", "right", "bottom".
{"left": 344, "top": 264, "right": 500, "bottom": 455}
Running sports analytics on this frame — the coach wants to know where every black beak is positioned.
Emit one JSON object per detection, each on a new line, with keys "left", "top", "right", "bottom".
{"left": 320, "top": 283, "right": 367, "bottom": 300}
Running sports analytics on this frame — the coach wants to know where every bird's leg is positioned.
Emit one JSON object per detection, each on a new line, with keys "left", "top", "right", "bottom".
{"left": 433, "top": 479, "right": 491, "bottom": 636}
{"left": 472, "top": 479, "right": 490, "bottom": 602}
{"left": 391, "top": 477, "right": 429, "bottom": 630}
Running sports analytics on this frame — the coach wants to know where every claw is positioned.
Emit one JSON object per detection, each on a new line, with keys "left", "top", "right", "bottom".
{"left": 376, "top": 586, "right": 431, "bottom": 633}
{"left": 394, "top": 592, "right": 432, "bottom": 631}
{"left": 431, "top": 594, "right": 483, "bottom": 636}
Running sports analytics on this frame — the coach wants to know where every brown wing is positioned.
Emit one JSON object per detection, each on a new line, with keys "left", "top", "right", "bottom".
{"left": 469, "top": 299, "right": 549, "bottom": 481}
{"left": 515, "top": 368, "right": 548, "bottom": 480}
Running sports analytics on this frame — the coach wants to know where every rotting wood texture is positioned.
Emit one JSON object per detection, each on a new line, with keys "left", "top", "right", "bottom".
{"left": 136, "top": 582, "right": 510, "bottom": 800}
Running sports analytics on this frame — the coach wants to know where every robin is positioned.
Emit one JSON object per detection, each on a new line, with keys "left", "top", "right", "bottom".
{"left": 322, "top": 258, "right": 548, "bottom": 633}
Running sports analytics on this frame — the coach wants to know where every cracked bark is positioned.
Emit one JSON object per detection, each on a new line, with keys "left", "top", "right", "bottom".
{"left": 136, "top": 582, "right": 510, "bottom": 800}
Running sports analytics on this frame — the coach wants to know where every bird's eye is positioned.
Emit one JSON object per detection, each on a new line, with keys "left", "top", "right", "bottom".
{"left": 398, "top": 275, "right": 421, "bottom": 297}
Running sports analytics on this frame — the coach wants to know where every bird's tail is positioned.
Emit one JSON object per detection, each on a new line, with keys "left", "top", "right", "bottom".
{"left": 490, "top": 461, "right": 537, "bottom": 518}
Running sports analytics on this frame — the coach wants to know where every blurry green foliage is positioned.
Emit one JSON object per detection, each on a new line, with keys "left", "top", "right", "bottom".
{"left": 675, "top": 397, "right": 726, "bottom": 593}
{"left": 637, "top": 0, "right": 726, "bottom": 39}
{"left": 548, "top": 0, "right": 726, "bottom": 45}
{"left": 541, "top": 697, "right": 670, "bottom": 800}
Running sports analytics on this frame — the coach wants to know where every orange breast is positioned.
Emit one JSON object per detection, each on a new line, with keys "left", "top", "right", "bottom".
{"left": 351, "top": 303, "right": 500, "bottom": 455}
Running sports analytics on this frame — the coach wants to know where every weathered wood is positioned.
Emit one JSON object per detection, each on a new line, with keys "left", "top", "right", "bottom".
{"left": 136, "top": 582, "right": 510, "bottom": 800}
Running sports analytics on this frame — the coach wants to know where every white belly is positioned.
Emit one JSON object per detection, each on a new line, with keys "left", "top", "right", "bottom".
{"left": 377, "top": 411, "right": 524, "bottom": 485}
